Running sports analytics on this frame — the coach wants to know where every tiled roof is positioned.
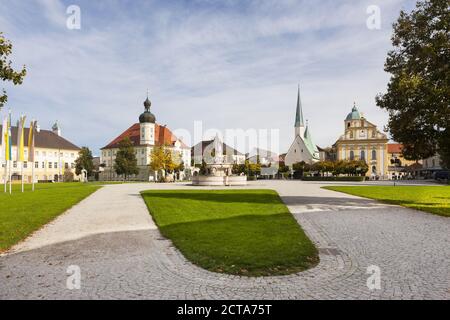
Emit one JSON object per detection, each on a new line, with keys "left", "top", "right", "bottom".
{"left": 101, "top": 123, "right": 188, "bottom": 149}
{"left": 388, "top": 143, "right": 403, "bottom": 154}
{"left": 191, "top": 140, "right": 244, "bottom": 157}
{"left": 0, "top": 125, "right": 80, "bottom": 150}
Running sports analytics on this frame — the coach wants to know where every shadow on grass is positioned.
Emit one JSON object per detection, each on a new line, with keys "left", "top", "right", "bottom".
{"left": 157, "top": 213, "right": 319, "bottom": 276}
{"left": 141, "top": 190, "right": 283, "bottom": 205}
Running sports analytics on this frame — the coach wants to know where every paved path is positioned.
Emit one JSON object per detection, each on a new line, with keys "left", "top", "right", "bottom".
{"left": 0, "top": 181, "right": 449, "bottom": 299}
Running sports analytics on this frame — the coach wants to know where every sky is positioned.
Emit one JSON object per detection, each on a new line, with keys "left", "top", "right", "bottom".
{"left": 0, "top": 0, "right": 416, "bottom": 156}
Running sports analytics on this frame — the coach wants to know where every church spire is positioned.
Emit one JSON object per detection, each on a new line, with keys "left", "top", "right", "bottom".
{"left": 295, "top": 85, "right": 304, "bottom": 128}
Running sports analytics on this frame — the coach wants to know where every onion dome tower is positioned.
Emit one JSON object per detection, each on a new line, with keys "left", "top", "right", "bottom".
{"left": 139, "top": 92, "right": 155, "bottom": 145}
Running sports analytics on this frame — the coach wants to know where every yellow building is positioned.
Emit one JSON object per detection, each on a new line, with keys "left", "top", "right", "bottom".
{"left": 1, "top": 122, "right": 80, "bottom": 183}
{"left": 334, "top": 104, "right": 389, "bottom": 179}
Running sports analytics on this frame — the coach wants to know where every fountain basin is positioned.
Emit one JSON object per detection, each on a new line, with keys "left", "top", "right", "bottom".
{"left": 192, "top": 175, "right": 247, "bottom": 186}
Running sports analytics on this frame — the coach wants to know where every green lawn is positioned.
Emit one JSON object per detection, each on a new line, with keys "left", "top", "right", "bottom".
{"left": 141, "top": 189, "right": 319, "bottom": 276}
{"left": 323, "top": 186, "right": 450, "bottom": 217}
{"left": 0, "top": 183, "right": 101, "bottom": 251}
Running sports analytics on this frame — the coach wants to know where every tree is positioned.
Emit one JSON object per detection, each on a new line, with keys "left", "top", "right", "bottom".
{"left": 114, "top": 138, "right": 139, "bottom": 180}
{"left": 0, "top": 32, "right": 27, "bottom": 108}
{"left": 376, "top": 0, "right": 450, "bottom": 167}
{"left": 75, "top": 147, "right": 94, "bottom": 177}
{"left": 149, "top": 145, "right": 176, "bottom": 179}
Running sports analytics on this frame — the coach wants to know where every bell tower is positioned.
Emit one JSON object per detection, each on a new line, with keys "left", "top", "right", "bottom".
{"left": 139, "top": 93, "right": 156, "bottom": 145}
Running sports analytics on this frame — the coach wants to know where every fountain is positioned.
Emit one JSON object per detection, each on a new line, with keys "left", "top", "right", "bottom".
{"left": 192, "top": 135, "right": 247, "bottom": 186}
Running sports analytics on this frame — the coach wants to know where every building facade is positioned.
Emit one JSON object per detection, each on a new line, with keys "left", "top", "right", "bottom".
{"left": 191, "top": 140, "right": 245, "bottom": 165}
{"left": 100, "top": 96, "right": 191, "bottom": 181}
{"left": 285, "top": 87, "right": 320, "bottom": 167}
{"left": 0, "top": 122, "right": 80, "bottom": 183}
{"left": 334, "top": 104, "right": 389, "bottom": 178}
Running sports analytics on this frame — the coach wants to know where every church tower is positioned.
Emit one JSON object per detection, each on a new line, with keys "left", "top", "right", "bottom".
{"left": 139, "top": 94, "right": 155, "bottom": 145}
{"left": 294, "top": 85, "right": 305, "bottom": 138}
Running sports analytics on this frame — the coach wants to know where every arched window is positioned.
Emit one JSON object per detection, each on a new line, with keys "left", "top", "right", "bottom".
{"left": 372, "top": 150, "right": 377, "bottom": 160}
{"left": 360, "top": 150, "right": 365, "bottom": 161}
{"left": 349, "top": 150, "right": 354, "bottom": 160}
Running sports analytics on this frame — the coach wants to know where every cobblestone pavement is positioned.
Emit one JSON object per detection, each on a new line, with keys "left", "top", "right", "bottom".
{"left": 0, "top": 181, "right": 449, "bottom": 300}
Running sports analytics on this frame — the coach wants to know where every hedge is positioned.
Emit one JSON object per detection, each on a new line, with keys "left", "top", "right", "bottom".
{"left": 301, "top": 176, "right": 366, "bottom": 182}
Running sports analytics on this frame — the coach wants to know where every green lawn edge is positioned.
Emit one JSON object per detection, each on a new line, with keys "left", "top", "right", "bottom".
{"left": 0, "top": 183, "right": 102, "bottom": 252}
{"left": 322, "top": 186, "right": 450, "bottom": 217}
{"left": 141, "top": 189, "right": 319, "bottom": 277}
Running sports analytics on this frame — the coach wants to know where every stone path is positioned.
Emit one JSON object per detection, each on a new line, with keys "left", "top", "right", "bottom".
{"left": 0, "top": 181, "right": 448, "bottom": 299}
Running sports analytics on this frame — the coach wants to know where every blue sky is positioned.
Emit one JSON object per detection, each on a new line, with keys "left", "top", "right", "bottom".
{"left": 1, "top": 0, "right": 415, "bottom": 155}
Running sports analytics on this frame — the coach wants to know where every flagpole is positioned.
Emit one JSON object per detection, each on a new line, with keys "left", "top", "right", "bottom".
{"left": 21, "top": 161, "right": 24, "bottom": 192}
{"left": 32, "top": 161, "right": 35, "bottom": 191}
{"left": 9, "top": 159, "right": 12, "bottom": 194}
{"left": 4, "top": 160, "right": 7, "bottom": 193}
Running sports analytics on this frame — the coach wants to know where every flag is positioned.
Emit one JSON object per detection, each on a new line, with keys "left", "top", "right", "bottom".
{"left": 16, "top": 115, "right": 26, "bottom": 162}
{"left": 7, "top": 111, "right": 12, "bottom": 161}
{"left": 1, "top": 117, "right": 7, "bottom": 163}
{"left": 28, "top": 121, "right": 35, "bottom": 163}
{"left": 4, "top": 112, "right": 11, "bottom": 161}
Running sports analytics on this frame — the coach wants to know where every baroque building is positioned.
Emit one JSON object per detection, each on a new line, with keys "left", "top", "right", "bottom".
{"left": 100, "top": 95, "right": 191, "bottom": 181}
{"left": 285, "top": 87, "right": 320, "bottom": 167}
{"left": 334, "top": 104, "right": 389, "bottom": 178}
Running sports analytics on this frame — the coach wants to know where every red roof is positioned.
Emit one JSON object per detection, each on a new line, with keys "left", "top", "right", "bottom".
{"left": 101, "top": 123, "right": 188, "bottom": 149}
{"left": 388, "top": 143, "right": 403, "bottom": 154}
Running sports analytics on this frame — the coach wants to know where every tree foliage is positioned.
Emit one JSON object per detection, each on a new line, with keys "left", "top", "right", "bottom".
{"left": 376, "top": 0, "right": 449, "bottom": 168}
{"left": 114, "top": 138, "right": 139, "bottom": 180}
{"left": 0, "top": 32, "right": 27, "bottom": 108}
{"left": 150, "top": 145, "right": 182, "bottom": 174}
{"left": 292, "top": 160, "right": 369, "bottom": 177}
{"left": 75, "top": 147, "right": 94, "bottom": 177}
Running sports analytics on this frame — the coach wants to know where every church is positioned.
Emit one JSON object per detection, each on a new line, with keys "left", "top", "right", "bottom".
{"left": 99, "top": 95, "right": 191, "bottom": 181}
{"left": 284, "top": 87, "right": 320, "bottom": 167}
{"left": 334, "top": 103, "right": 389, "bottom": 178}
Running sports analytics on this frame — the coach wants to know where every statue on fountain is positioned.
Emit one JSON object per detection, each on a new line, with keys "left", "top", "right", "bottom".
{"left": 192, "top": 134, "right": 247, "bottom": 186}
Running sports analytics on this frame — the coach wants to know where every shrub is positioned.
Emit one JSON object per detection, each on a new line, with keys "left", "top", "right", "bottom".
{"left": 301, "top": 176, "right": 366, "bottom": 182}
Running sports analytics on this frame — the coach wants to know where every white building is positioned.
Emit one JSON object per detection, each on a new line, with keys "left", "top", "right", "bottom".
{"left": 99, "top": 96, "right": 191, "bottom": 181}
{"left": 285, "top": 87, "right": 320, "bottom": 167}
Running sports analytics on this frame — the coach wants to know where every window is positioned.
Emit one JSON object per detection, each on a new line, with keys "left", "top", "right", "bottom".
{"left": 35, "top": 162, "right": 39, "bottom": 169}
{"left": 43, "top": 151, "right": 46, "bottom": 157}
{"left": 65, "top": 163, "right": 69, "bottom": 169}
{"left": 360, "top": 150, "right": 365, "bottom": 161}
{"left": 49, "top": 162, "right": 52, "bottom": 169}
{"left": 372, "top": 150, "right": 377, "bottom": 160}
{"left": 372, "top": 130, "right": 376, "bottom": 138}
{"left": 35, "top": 151, "right": 39, "bottom": 157}
{"left": 24, "top": 162, "right": 28, "bottom": 168}
{"left": 71, "top": 163, "right": 75, "bottom": 169}
{"left": 347, "top": 122, "right": 351, "bottom": 128}
{"left": 349, "top": 151, "right": 354, "bottom": 160}
{"left": 42, "top": 162, "right": 45, "bottom": 169}
{"left": 13, "top": 161, "right": 17, "bottom": 168}
{"left": 54, "top": 162, "right": 58, "bottom": 169}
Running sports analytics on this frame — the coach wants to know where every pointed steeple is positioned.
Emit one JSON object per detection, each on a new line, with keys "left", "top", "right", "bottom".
{"left": 295, "top": 85, "right": 304, "bottom": 128}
